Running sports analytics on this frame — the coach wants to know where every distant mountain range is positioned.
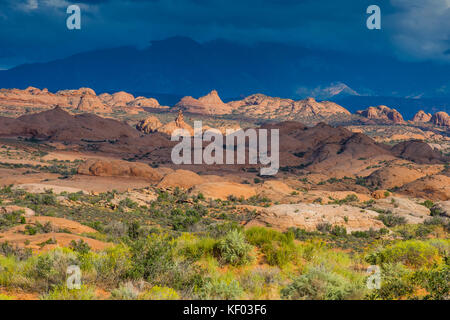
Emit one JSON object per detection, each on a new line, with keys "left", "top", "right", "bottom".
{"left": 0, "top": 36, "right": 449, "bottom": 117}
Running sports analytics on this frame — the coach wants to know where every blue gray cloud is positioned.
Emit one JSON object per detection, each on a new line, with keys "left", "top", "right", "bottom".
{"left": 0, "top": 0, "right": 448, "bottom": 69}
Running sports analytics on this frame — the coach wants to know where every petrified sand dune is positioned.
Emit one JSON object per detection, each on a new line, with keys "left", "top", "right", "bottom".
{"left": 246, "top": 203, "right": 385, "bottom": 232}
{"left": 175, "top": 90, "right": 232, "bottom": 115}
{"left": 399, "top": 174, "right": 450, "bottom": 201}
{"left": 430, "top": 111, "right": 450, "bottom": 127}
{"left": 412, "top": 110, "right": 432, "bottom": 123}
{"left": 391, "top": 140, "right": 449, "bottom": 164}
{"left": 157, "top": 169, "right": 205, "bottom": 189}
{"left": 371, "top": 197, "right": 430, "bottom": 224}
{"left": 190, "top": 182, "right": 256, "bottom": 200}
{"left": 366, "top": 167, "right": 428, "bottom": 190}
{"left": 78, "top": 159, "right": 162, "bottom": 182}
{"left": 0, "top": 87, "right": 166, "bottom": 114}
{"left": 356, "top": 105, "right": 404, "bottom": 124}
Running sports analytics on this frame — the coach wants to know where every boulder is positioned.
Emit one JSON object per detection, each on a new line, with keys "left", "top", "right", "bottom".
{"left": 78, "top": 159, "right": 162, "bottom": 182}
{"left": 157, "top": 169, "right": 205, "bottom": 189}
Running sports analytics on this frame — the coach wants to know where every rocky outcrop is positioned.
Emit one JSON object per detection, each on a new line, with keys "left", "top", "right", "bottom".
{"left": 431, "top": 201, "right": 450, "bottom": 218}
{"left": 77, "top": 159, "right": 162, "bottom": 182}
{"left": 157, "top": 169, "right": 206, "bottom": 189}
{"left": 430, "top": 111, "right": 450, "bottom": 127}
{"left": 0, "top": 87, "right": 164, "bottom": 114}
{"left": 190, "top": 182, "right": 256, "bottom": 200}
{"left": 399, "top": 175, "right": 450, "bottom": 201}
{"left": 0, "top": 205, "right": 35, "bottom": 217}
{"left": 391, "top": 140, "right": 449, "bottom": 164}
{"left": 370, "top": 197, "right": 430, "bottom": 224}
{"left": 157, "top": 110, "right": 194, "bottom": 135}
{"left": 356, "top": 105, "right": 404, "bottom": 124}
{"left": 228, "top": 95, "right": 350, "bottom": 120}
{"left": 412, "top": 110, "right": 432, "bottom": 123}
{"left": 246, "top": 203, "right": 385, "bottom": 232}
{"left": 136, "top": 116, "right": 163, "bottom": 133}
{"left": 175, "top": 90, "right": 231, "bottom": 115}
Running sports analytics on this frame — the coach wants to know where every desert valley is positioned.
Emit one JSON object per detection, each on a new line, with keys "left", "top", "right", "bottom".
{"left": 0, "top": 86, "right": 448, "bottom": 300}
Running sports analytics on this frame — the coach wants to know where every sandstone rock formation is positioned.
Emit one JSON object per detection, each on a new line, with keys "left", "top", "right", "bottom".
{"left": 366, "top": 166, "right": 431, "bottom": 190}
{"left": 371, "top": 197, "right": 430, "bottom": 224}
{"left": 412, "top": 110, "right": 432, "bottom": 123}
{"left": 136, "top": 116, "right": 163, "bottom": 133}
{"left": 78, "top": 159, "right": 162, "bottom": 182}
{"left": 399, "top": 174, "right": 450, "bottom": 201}
{"left": 228, "top": 95, "right": 350, "bottom": 120}
{"left": 0, "top": 205, "right": 35, "bottom": 217}
{"left": 157, "top": 110, "right": 194, "bottom": 135}
{"left": 175, "top": 90, "right": 231, "bottom": 115}
{"left": 157, "top": 169, "right": 206, "bottom": 189}
{"left": 390, "top": 140, "right": 449, "bottom": 164}
{"left": 0, "top": 87, "right": 164, "bottom": 114}
{"left": 190, "top": 182, "right": 256, "bottom": 200}
{"left": 356, "top": 105, "right": 404, "bottom": 124}
{"left": 431, "top": 201, "right": 450, "bottom": 218}
{"left": 246, "top": 203, "right": 385, "bottom": 232}
{"left": 430, "top": 111, "right": 450, "bottom": 127}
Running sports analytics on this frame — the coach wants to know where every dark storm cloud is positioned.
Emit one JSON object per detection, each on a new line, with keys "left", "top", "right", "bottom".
{"left": 0, "top": 0, "right": 448, "bottom": 68}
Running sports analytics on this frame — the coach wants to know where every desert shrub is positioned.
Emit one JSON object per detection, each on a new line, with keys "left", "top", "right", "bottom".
{"left": 420, "top": 200, "right": 434, "bottom": 209}
{"left": 28, "top": 248, "right": 79, "bottom": 291}
{"left": 365, "top": 240, "right": 443, "bottom": 268}
{"left": 111, "top": 282, "right": 140, "bottom": 300}
{"left": 239, "top": 267, "right": 281, "bottom": 298}
{"left": 93, "top": 245, "right": 132, "bottom": 285}
{"left": 67, "top": 192, "right": 83, "bottom": 202}
{"left": 262, "top": 241, "right": 296, "bottom": 267}
{"left": 25, "top": 193, "right": 56, "bottom": 206}
{"left": 182, "top": 236, "right": 217, "bottom": 261}
{"left": 41, "top": 284, "right": 95, "bottom": 300}
{"left": 127, "top": 221, "right": 142, "bottom": 240}
{"left": 366, "top": 263, "right": 414, "bottom": 300}
{"left": 207, "top": 222, "right": 241, "bottom": 239}
{"left": 139, "top": 286, "right": 180, "bottom": 300}
{"left": 69, "top": 239, "right": 91, "bottom": 255}
{"left": 331, "top": 225, "right": 347, "bottom": 237}
{"left": 119, "top": 197, "right": 138, "bottom": 209}
{"left": 378, "top": 213, "right": 406, "bottom": 227}
{"left": 316, "top": 222, "right": 332, "bottom": 233}
{"left": 0, "top": 242, "right": 32, "bottom": 260}
{"left": 103, "top": 221, "right": 128, "bottom": 238}
{"left": 281, "top": 266, "right": 364, "bottom": 300}
{"left": 0, "top": 255, "right": 32, "bottom": 288}
{"left": 214, "top": 230, "right": 253, "bottom": 266}
{"left": 245, "top": 227, "right": 296, "bottom": 267}
{"left": 245, "top": 227, "right": 284, "bottom": 247}
{"left": 411, "top": 264, "right": 449, "bottom": 300}
{"left": 128, "top": 233, "right": 176, "bottom": 284}
{"left": 197, "top": 278, "right": 243, "bottom": 300}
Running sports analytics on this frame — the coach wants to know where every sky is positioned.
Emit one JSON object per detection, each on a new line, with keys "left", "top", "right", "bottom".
{"left": 0, "top": 0, "right": 449, "bottom": 69}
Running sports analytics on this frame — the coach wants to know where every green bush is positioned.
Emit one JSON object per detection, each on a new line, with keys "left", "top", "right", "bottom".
{"left": 41, "top": 284, "right": 96, "bottom": 300}
{"left": 111, "top": 282, "right": 140, "bottom": 300}
{"left": 128, "top": 233, "right": 177, "bottom": 285}
{"left": 215, "top": 230, "right": 253, "bottom": 266}
{"left": 365, "top": 240, "right": 443, "bottom": 268}
{"left": 139, "top": 285, "right": 180, "bottom": 300}
{"left": 281, "top": 266, "right": 364, "bottom": 300}
{"left": 198, "top": 278, "right": 243, "bottom": 300}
